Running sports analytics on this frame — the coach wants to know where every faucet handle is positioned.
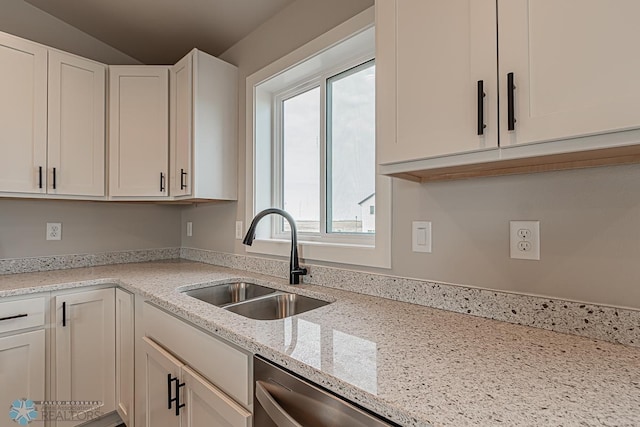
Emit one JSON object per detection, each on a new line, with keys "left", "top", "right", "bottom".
{"left": 290, "top": 267, "right": 308, "bottom": 284}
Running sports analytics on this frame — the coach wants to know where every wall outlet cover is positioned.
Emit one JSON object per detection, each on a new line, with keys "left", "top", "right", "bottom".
{"left": 46, "top": 223, "right": 62, "bottom": 241}
{"left": 510, "top": 221, "right": 540, "bottom": 260}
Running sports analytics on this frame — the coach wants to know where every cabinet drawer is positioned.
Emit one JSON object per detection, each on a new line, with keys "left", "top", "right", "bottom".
{"left": 143, "top": 302, "right": 252, "bottom": 408}
{"left": 0, "top": 297, "right": 46, "bottom": 334}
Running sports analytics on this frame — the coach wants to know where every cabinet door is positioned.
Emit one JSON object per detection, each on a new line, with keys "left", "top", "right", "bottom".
{"left": 54, "top": 288, "right": 115, "bottom": 426}
{"left": 499, "top": 0, "right": 640, "bottom": 147}
{"left": 182, "top": 365, "right": 251, "bottom": 427}
{"left": 0, "top": 330, "right": 45, "bottom": 413}
{"left": 170, "top": 53, "right": 193, "bottom": 197}
{"left": 377, "top": 0, "right": 498, "bottom": 165}
{"left": 116, "top": 289, "right": 135, "bottom": 426}
{"left": 140, "top": 337, "right": 182, "bottom": 427}
{"left": 48, "top": 51, "right": 106, "bottom": 197}
{"left": 0, "top": 32, "right": 47, "bottom": 194}
{"left": 109, "top": 66, "right": 169, "bottom": 197}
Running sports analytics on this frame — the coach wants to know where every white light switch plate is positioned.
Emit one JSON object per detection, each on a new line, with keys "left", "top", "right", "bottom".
{"left": 235, "top": 221, "right": 243, "bottom": 239}
{"left": 412, "top": 221, "right": 432, "bottom": 253}
{"left": 186, "top": 221, "right": 193, "bottom": 237}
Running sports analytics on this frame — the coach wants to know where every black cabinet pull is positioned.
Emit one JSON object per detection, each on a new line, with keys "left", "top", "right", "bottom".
{"left": 0, "top": 313, "right": 28, "bottom": 322}
{"left": 507, "top": 72, "right": 516, "bottom": 131}
{"left": 62, "top": 301, "right": 66, "bottom": 327}
{"left": 180, "top": 169, "right": 187, "bottom": 190}
{"left": 477, "top": 80, "right": 486, "bottom": 136}
{"left": 38, "top": 167, "right": 43, "bottom": 189}
{"left": 160, "top": 172, "right": 166, "bottom": 192}
{"left": 174, "top": 379, "right": 185, "bottom": 416}
{"left": 52, "top": 167, "right": 57, "bottom": 190}
{"left": 167, "top": 374, "right": 174, "bottom": 410}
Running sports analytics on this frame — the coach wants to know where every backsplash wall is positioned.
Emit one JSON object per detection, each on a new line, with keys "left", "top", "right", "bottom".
{"left": 0, "top": 200, "right": 182, "bottom": 259}
{"left": 182, "top": 0, "right": 640, "bottom": 310}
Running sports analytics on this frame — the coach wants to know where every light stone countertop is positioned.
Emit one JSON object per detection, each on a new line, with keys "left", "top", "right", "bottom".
{"left": 1, "top": 260, "right": 639, "bottom": 427}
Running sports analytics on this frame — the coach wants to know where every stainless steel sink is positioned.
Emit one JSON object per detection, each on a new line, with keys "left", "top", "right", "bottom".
{"left": 224, "top": 293, "right": 330, "bottom": 320}
{"left": 182, "top": 282, "right": 276, "bottom": 307}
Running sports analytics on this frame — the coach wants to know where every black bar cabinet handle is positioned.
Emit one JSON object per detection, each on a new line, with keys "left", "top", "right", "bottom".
{"left": 507, "top": 72, "right": 516, "bottom": 131}
{"left": 52, "top": 167, "right": 57, "bottom": 190}
{"left": 38, "top": 167, "right": 43, "bottom": 189}
{"left": 0, "top": 313, "right": 28, "bottom": 322}
{"left": 180, "top": 169, "right": 187, "bottom": 190}
{"left": 167, "top": 374, "right": 174, "bottom": 409}
{"left": 160, "top": 172, "right": 165, "bottom": 192}
{"left": 62, "top": 301, "right": 66, "bottom": 327}
{"left": 174, "top": 380, "right": 186, "bottom": 416}
{"left": 477, "top": 80, "right": 486, "bottom": 136}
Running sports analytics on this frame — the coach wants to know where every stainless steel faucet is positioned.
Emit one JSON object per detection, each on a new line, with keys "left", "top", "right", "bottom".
{"left": 242, "top": 208, "right": 308, "bottom": 284}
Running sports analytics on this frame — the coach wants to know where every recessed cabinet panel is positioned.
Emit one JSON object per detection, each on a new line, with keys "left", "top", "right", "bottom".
{"left": 499, "top": 0, "right": 640, "bottom": 147}
{"left": 109, "top": 66, "right": 169, "bottom": 198}
{"left": 0, "top": 33, "right": 47, "bottom": 193}
{"left": 0, "top": 330, "right": 45, "bottom": 411}
{"left": 116, "top": 289, "right": 135, "bottom": 426}
{"left": 48, "top": 51, "right": 106, "bottom": 196}
{"left": 377, "top": 0, "right": 498, "bottom": 165}
{"left": 54, "top": 288, "right": 115, "bottom": 427}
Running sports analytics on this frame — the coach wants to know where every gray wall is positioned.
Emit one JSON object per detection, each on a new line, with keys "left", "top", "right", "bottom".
{"left": 0, "top": 0, "right": 140, "bottom": 64}
{"left": 182, "top": 0, "right": 640, "bottom": 310}
{"left": 0, "top": 200, "right": 181, "bottom": 258}
{"left": 0, "top": 1, "right": 180, "bottom": 259}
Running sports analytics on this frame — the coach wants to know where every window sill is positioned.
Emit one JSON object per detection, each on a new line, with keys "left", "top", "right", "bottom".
{"left": 245, "top": 237, "right": 391, "bottom": 269}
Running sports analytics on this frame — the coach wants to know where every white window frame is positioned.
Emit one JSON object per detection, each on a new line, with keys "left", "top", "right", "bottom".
{"left": 245, "top": 7, "right": 391, "bottom": 268}
{"left": 271, "top": 58, "right": 376, "bottom": 245}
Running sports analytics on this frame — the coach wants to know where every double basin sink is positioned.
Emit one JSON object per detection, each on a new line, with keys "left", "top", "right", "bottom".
{"left": 182, "top": 282, "right": 330, "bottom": 320}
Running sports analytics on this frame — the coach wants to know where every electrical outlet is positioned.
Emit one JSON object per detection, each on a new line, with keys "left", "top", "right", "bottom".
{"left": 186, "top": 221, "right": 193, "bottom": 237}
{"left": 47, "top": 223, "right": 62, "bottom": 241}
{"left": 235, "top": 221, "right": 243, "bottom": 240}
{"left": 510, "top": 221, "right": 540, "bottom": 260}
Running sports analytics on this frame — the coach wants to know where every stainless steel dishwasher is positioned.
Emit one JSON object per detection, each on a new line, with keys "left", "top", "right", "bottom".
{"left": 254, "top": 356, "right": 396, "bottom": 427}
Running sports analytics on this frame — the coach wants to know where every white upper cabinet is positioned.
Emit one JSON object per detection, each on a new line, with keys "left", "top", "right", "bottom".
{"left": 498, "top": 0, "right": 640, "bottom": 147}
{"left": 377, "top": 0, "right": 640, "bottom": 180}
{"left": 109, "top": 66, "right": 169, "bottom": 198}
{"left": 377, "top": 0, "right": 498, "bottom": 165}
{"left": 0, "top": 32, "right": 47, "bottom": 194}
{"left": 48, "top": 51, "right": 106, "bottom": 196}
{"left": 170, "top": 49, "right": 238, "bottom": 200}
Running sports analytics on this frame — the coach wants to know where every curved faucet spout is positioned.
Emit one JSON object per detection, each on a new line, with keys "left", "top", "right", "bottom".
{"left": 243, "top": 208, "right": 307, "bottom": 284}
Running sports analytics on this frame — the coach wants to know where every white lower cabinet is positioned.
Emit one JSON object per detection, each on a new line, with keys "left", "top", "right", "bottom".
{"left": 53, "top": 288, "right": 116, "bottom": 426}
{"left": 137, "top": 302, "right": 252, "bottom": 427}
{"left": 141, "top": 336, "right": 251, "bottom": 427}
{"left": 0, "top": 295, "right": 46, "bottom": 424}
{"left": 0, "top": 330, "right": 46, "bottom": 413}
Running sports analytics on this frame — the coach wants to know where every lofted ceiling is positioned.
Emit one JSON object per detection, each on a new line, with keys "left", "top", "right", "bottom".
{"left": 23, "top": 0, "right": 296, "bottom": 64}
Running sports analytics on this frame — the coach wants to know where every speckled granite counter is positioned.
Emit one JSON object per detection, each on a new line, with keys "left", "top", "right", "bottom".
{"left": 1, "top": 260, "right": 639, "bottom": 426}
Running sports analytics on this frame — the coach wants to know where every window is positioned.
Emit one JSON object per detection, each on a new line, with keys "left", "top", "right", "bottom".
{"left": 274, "top": 60, "right": 376, "bottom": 238}
{"left": 246, "top": 7, "right": 391, "bottom": 268}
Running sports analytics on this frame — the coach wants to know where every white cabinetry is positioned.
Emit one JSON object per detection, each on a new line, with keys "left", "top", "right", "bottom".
{"left": 377, "top": 0, "right": 640, "bottom": 181}
{"left": 137, "top": 303, "right": 252, "bottom": 427}
{"left": 0, "top": 32, "right": 47, "bottom": 194}
{"left": 498, "top": 0, "right": 640, "bottom": 147}
{"left": 141, "top": 337, "right": 251, "bottom": 427}
{"left": 170, "top": 49, "right": 238, "bottom": 200}
{"left": 109, "top": 66, "right": 169, "bottom": 198}
{"left": 0, "top": 32, "right": 106, "bottom": 197}
{"left": 377, "top": 0, "right": 498, "bottom": 164}
{"left": 116, "top": 288, "right": 135, "bottom": 426}
{"left": 53, "top": 288, "right": 115, "bottom": 426}
{"left": 0, "top": 296, "right": 46, "bottom": 416}
{"left": 48, "top": 51, "right": 106, "bottom": 197}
